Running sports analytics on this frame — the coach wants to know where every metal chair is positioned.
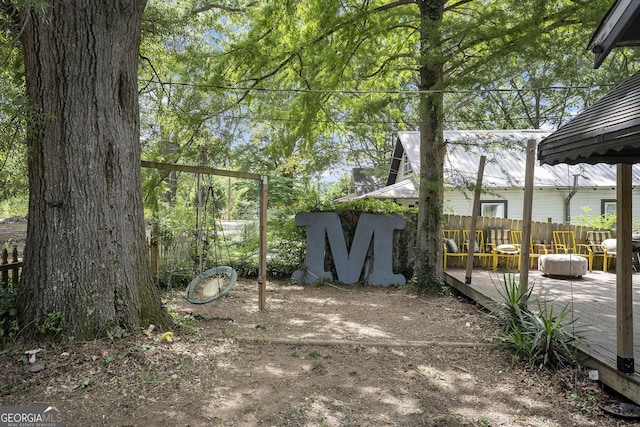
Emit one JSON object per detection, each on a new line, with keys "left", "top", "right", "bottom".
{"left": 511, "top": 230, "right": 548, "bottom": 269}
{"left": 485, "top": 229, "right": 519, "bottom": 270}
{"left": 586, "top": 230, "right": 612, "bottom": 271}
{"left": 442, "top": 229, "right": 466, "bottom": 270}
{"left": 462, "top": 229, "right": 495, "bottom": 269}
{"left": 601, "top": 238, "right": 617, "bottom": 272}
{"left": 552, "top": 230, "right": 594, "bottom": 271}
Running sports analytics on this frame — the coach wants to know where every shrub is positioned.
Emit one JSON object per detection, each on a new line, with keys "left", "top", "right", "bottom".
{"left": 0, "top": 287, "right": 19, "bottom": 338}
{"left": 36, "top": 311, "right": 67, "bottom": 339}
{"left": 493, "top": 274, "right": 582, "bottom": 370}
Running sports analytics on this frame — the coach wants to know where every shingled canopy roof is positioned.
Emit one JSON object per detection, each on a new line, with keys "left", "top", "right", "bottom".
{"left": 589, "top": 0, "right": 640, "bottom": 69}
{"left": 538, "top": 0, "right": 640, "bottom": 166}
{"left": 537, "top": 70, "right": 640, "bottom": 165}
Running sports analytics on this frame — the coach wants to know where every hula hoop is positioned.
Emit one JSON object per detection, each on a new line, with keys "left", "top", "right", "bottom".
{"left": 185, "top": 266, "right": 238, "bottom": 304}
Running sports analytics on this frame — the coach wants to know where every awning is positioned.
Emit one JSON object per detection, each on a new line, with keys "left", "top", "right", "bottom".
{"left": 589, "top": 0, "right": 640, "bottom": 69}
{"left": 538, "top": 70, "right": 640, "bottom": 165}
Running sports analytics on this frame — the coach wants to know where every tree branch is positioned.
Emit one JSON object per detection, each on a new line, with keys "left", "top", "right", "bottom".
{"left": 193, "top": 2, "right": 256, "bottom": 15}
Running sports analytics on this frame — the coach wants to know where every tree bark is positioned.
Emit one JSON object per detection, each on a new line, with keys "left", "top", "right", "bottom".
{"left": 415, "top": 0, "right": 446, "bottom": 287}
{"left": 17, "top": 0, "right": 171, "bottom": 340}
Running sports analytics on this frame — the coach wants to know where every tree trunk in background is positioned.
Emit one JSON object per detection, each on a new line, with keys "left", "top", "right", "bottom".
{"left": 17, "top": 1, "right": 171, "bottom": 340}
{"left": 415, "top": 0, "right": 446, "bottom": 287}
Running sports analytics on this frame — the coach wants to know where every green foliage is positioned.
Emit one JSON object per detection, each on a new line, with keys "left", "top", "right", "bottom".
{"left": 128, "top": 0, "right": 640, "bottom": 294}
{"left": 0, "top": 287, "right": 19, "bottom": 338}
{"left": 0, "top": 35, "right": 28, "bottom": 202}
{"left": 306, "top": 198, "right": 414, "bottom": 216}
{"left": 169, "top": 309, "right": 201, "bottom": 334}
{"left": 321, "top": 175, "right": 351, "bottom": 201}
{"left": 144, "top": 171, "right": 252, "bottom": 288}
{"left": 493, "top": 275, "right": 582, "bottom": 370}
{"left": 232, "top": 199, "right": 259, "bottom": 221}
{"left": 493, "top": 273, "right": 534, "bottom": 331}
{"left": 572, "top": 206, "right": 619, "bottom": 230}
{"left": 265, "top": 204, "right": 306, "bottom": 279}
{"left": 0, "top": 195, "right": 28, "bottom": 218}
{"left": 311, "top": 360, "right": 326, "bottom": 375}
{"left": 234, "top": 176, "right": 318, "bottom": 210}
{"left": 230, "top": 258, "right": 259, "bottom": 278}
{"left": 266, "top": 255, "right": 298, "bottom": 279}
{"left": 36, "top": 311, "right": 67, "bottom": 338}
{"left": 1, "top": 0, "right": 637, "bottom": 317}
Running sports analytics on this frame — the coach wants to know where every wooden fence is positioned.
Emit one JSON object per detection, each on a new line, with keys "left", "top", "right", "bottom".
{"left": 0, "top": 215, "right": 612, "bottom": 287}
{"left": 443, "top": 214, "right": 609, "bottom": 246}
{"left": 1, "top": 246, "right": 22, "bottom": 288}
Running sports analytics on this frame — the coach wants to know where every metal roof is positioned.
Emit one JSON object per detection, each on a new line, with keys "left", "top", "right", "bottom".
{"left": 335, "top": 176, "right": 418, "bottom": 202}
{"left": 394, "top": 130, "right": 640, "bottom": 188}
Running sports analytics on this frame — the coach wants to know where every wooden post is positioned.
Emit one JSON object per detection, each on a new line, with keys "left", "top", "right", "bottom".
{"left": 258, "top": 175, "right": 268, "bottom": 310}
{"left": 617, "top": 163, "right": 634, "bottom": 373}
{"left": 1, "top": 248, "right": 7, "bottom": 288}
{"left": 11, "top": 246, "right": 19, "bottom": 286}
{"left": 465, "top": 156, "right": 486, "bottom": 284}
{"left": 519, "top": 140, "right": 536, "bottom": 295}
{"left": 150, "top": 221, "right": 159, "bottom": 278}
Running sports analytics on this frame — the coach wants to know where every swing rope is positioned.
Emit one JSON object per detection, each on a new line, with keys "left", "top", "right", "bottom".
{"left": 185, "top": 175, "right": 238, "bottom": 304}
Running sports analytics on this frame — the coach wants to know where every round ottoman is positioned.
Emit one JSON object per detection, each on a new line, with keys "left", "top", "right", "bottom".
{"left": 538, "top": 254, "right": 588, "bottom": 278}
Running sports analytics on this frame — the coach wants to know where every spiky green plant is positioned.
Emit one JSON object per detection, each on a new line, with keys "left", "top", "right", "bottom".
{"left": 492, "top": 273, "right": 533, "bottom": 332}
{"left": 492, "top": 274, "right": 582, "bottom": 370}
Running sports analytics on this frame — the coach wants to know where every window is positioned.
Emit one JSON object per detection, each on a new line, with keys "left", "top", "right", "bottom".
{"left": 479, "top": 200, "right": 507, "bottom": 218}
{"left": 403, "top": 154, "right": 412, "bottom": 175}
{"left": 602, "top": 199, "right": 616, "bottom": 220}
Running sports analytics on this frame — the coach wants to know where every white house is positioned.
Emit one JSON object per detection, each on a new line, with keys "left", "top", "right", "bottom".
{"left": 343, "top": 130, "right": 640, "bottom": 224}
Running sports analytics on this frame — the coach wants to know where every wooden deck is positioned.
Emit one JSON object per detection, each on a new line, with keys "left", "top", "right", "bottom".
{"left": 444, "top": 267, "right": 640, "bottom": 404}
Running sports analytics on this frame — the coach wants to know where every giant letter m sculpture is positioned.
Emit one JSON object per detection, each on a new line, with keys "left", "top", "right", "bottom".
{"left": 291, "top": 212, "right": 406, "bottom": 286}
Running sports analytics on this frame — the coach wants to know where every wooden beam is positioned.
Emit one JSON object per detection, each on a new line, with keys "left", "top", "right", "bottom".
{"left": 585, "top": 355, "right": 640, "bottom": 406}
{"left": 239, "top": 336, "right": 494, "bottom": 348}
{"left": 465, "top": 156, "right": 486, "bottom": 284}
{"left": 258, "top": 175, "right": 268, "bottom": 310}
{"left": 141, "top": 160, "right": 261, "bottom": 181}
{"left": 519, "top": 140, "right": 536, "bottom": 294}
{"left": 617, "top": 163, "right": 634, "bottom": 373}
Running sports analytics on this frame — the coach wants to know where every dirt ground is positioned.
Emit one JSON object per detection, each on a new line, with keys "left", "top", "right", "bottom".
{"left": 2, "top": 277, "right": 639, "bottom": 427}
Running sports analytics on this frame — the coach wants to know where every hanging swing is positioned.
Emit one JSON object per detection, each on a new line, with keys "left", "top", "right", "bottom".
{"left": 185, "top": 265, "right": 238, "bottom": 304}
{"left": 185, "top": 177, "right": 237, "bottom": 304}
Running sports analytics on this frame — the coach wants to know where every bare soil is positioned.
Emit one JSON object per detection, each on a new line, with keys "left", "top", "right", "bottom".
{"left": 1, "top": 278, "right": 638, "bottom": 427}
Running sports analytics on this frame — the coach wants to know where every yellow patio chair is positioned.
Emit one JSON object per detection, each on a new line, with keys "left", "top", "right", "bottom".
{"left": 586, "top": 230, "right": 612, "bottom": 271}
{"left": 485, "top": 228, "right": 519, "bottom": 270}
{"left": 442, "top": 229, "right": 466, "bottom": 270}
{"left": 463, "top": 229, "right": 497, "bottom": 270}
{"left": 601, "top": 238, "right": 617, "bottom": 272}
{"left": 552, "top": 230, "right": 594, "bottom": 271}
{"left": 511, "top": 230, "right": 548, "bottom": 269}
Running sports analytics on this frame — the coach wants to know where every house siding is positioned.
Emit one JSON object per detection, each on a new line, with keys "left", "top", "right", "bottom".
{"left": 349, "top": 131, "right": 640, "bottom": 227}
{"left": 444, "top": 187, "right": 640, "bottom": 224}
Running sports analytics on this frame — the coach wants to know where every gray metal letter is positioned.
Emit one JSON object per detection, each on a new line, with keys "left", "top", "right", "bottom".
{"left": 291, "top": 212, "right": 406, "bottom": 286}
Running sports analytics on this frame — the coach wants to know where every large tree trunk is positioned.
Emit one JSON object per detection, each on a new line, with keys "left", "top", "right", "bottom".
{"left": 17, "top": 1, "right": 171, "bottom": 340}
{"left": 415, "top": 0, "right": 446, "bottom": 287}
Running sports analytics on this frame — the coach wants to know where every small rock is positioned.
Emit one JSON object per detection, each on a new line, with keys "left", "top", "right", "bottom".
{"left": 28, "top": 361, "right": 46, "bottom": 373}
